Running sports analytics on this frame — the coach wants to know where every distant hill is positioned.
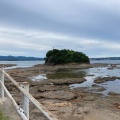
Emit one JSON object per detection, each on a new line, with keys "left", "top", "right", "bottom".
{"left": 90, "top": 57, "right": 120, "bottom": 60}
{"left": 0, "top": 56, "right": 44, "bottom": 61}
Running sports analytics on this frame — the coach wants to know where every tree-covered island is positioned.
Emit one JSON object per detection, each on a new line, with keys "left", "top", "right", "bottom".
{"left": 45, "top": 49, "right": 89, "bottom": 65}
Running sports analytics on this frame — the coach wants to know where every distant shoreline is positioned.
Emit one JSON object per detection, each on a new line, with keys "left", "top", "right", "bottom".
{"left": 90, "top": 57, "right": 120, "bottom": 60}
{"left": 0, "top": 55, "right": 44, "bottom": 61}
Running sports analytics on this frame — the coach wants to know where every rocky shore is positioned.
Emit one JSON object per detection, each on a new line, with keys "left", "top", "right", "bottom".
{"left": 2, "top": 63, "right": 120, "bottom": 120}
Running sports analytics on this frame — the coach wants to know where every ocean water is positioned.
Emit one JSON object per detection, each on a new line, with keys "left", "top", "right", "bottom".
{"left": 1, "top": 60, "right": 120, "bottom": 95}
{"left": 70, "top": 66, "right": 120, "bottom": 94}
{"left": 0, "top": 60, "right": 45, "bottom": 69}
{"left": 70, "top": 60, "right": 120, "bottom": 95}
{"left": 0, "top": 59, "right": 120, "bottom": 68}
{"left": 90, "top": 59, "right": 120, "bottom": 64}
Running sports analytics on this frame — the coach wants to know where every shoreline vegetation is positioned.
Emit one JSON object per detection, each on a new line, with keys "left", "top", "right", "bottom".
{"left": 45, "top": 49, "right": 89, "bottom": 65}
{"left": 0, "top": 98, "right": 21, "bottom": 120}
{"left": 0, "top": 109, "right": 9, "bottom": 120}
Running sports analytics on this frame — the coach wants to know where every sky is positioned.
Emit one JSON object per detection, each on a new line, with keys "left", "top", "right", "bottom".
{"left": 0, "top": 0, "right": 120, "bottom": 58}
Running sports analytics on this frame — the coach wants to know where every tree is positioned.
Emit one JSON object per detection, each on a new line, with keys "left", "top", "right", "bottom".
{"left": 45, "top": 49, "right": 90, "bottom": 65}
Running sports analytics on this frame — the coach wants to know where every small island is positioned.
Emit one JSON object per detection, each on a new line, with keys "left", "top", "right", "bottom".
{"left": 45, "top": 49, "right": 89, "bottom": 65}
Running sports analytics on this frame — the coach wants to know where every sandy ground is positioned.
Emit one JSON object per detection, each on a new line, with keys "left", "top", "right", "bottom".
{"left": 0, "top": 63, "right": 120, "bottom": 120}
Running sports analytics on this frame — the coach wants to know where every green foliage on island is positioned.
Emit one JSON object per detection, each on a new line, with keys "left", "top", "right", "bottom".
{"left": 45, "top": 49, "right": 89, "bottom": 65}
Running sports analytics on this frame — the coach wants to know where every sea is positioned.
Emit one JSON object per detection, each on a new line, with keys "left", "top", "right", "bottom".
{"left": 71, "top": 59, "right": 120, "bottom": 95}
{"left": 90, "top": 59, "right": 120, "bottom": 64}
{"left": 1, "top": 60, "right": 120, "bottom": 95}
{"left": 0, "top": 59, "right": 120, "bottom": 68}
{"left": 0, "top": 60, "right": 45, "bottom": 69}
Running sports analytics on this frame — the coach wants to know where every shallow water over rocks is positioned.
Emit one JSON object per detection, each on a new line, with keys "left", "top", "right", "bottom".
{"left": 47, "top": 68, "right": 86, "bottom": 79}
{"left": 30, "top": 74, "right": 47, "bottom": 81}
{"left": 70, "top": 65, "right": 120, "bottom": 95}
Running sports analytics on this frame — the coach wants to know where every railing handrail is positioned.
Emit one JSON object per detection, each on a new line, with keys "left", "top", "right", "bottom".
{"left": 0, "top": 80, "right": 28, "bottom": 120}
{"left": 0, "top": 68, "right": 58, "bottom": 120}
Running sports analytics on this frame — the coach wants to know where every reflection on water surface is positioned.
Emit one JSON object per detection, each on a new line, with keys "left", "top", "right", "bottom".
{"left": 47, "top": 68, "right": 86, "bottom": 79}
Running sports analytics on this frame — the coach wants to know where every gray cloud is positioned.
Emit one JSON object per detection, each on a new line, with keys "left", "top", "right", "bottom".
{"left": 0, "top": 0, "right": 120, "bottom": 57}
{"left": 0, "top": 27, "right": 120, "bottom": 57}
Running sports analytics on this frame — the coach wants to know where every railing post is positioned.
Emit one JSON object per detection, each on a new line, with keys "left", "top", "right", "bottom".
{"left": 22, "top": 82, "right": 29, "bottom": 120}
{"left": 0, "top": 67, "right": 4, "bottom": 98}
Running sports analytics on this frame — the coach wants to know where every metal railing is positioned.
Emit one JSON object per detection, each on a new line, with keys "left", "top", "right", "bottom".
{"left": 0, "top": 67, "right": 58, "bottom": 120}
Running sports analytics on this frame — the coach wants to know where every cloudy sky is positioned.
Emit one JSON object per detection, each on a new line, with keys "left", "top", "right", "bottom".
{"left": 0, "top": 0, "right": 120, "bottom": 58}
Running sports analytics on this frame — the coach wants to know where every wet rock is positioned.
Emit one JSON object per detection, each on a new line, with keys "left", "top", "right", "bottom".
{"left": 112, "top": 103, "right": 120, "bottom": 109}
{"left": 107, "top": 67, "right": 114, "bottom": 70}
{"left": 37, "top": 91, "right": 77, "bottom": 100}
{"left": 87, "top": 74, "right": 95, "bottom": 77}
{"left": 97, "top": 87, "right": 106, "bottom": 92}
{"left": 107, "top": 64, "right": 118, "bottom": 70}
{"left": 37, "top": 85, "right": 68, "bottom": 92}
{"left": 0, "top": 64, "right": 17, "bottom": 68}
{"left": 94, "top": 77, "right": 120, "bottom": 84}
{"left": 48, "top": 78, "right": 86, "bottom": 85}
{"left": 77, "top": 103, "right": 84, "bottom": 107}
{"left": 108, "top": 91, "right": 120, "bottom": 96}
{"left": 88, "top": 84, "right": 106, "bottom": 93}
{"left": 83, "top": 96, "right": 95, "bottom": 101}
{"left": 74, "top": 87, "right": 87, "bottom": 92}
{"left": 92, "top": 84, "right": 100, "bottom": 87}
